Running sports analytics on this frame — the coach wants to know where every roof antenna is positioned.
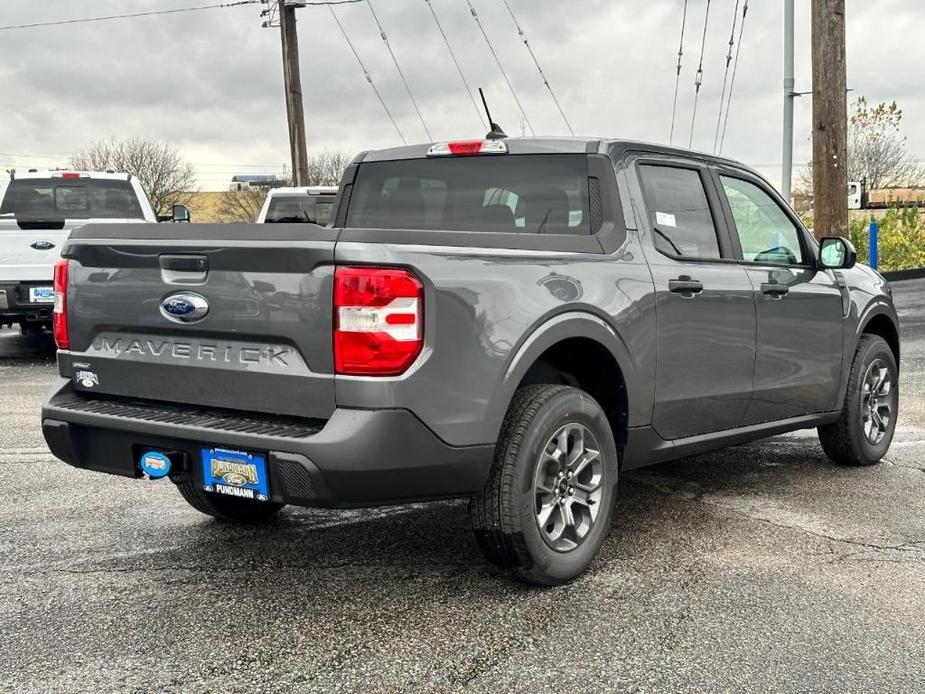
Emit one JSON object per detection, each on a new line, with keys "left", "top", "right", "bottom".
{"left": 479, "top": 88, "right": 507, "bottom": 140}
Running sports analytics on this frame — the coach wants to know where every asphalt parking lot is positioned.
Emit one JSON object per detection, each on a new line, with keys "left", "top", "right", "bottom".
{"left": 1, "top": 280, "right": 923, "bottom": 693}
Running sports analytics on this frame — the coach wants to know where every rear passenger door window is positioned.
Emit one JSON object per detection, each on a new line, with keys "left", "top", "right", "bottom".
{"left": 638, "top": 164, "right": 722, "bottom": 260}
{"left": 720, "top": 175, "right": 807, "bottom": 266}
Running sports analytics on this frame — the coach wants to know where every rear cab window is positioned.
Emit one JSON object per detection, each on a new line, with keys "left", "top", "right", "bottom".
{"left": 638, "top": 164, "right": 723, "bottom": 260}
{"left": 265, "top": 195, "right": 335, "bottom": 224}
{"left": 0, "top": 178, "right": 144, "bottom": 219}
{"left": 345, "top": 154, "right": 590, "bottom": 235}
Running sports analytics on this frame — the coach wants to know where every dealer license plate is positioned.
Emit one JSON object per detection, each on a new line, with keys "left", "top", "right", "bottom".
{"left": 201, "top": 447, "right": 270, "bottom": 502}
{"left": 29, "top": 286, "right": 54, "bottom": 303}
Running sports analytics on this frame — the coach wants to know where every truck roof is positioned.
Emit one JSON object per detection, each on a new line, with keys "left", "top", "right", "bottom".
{"left": 267, "top": 186, "right": 338, "bottom": 197}
{"left": 9, "top": 170, "right": 132, "bottom": 181}
{"left": 359, "top": 136, "right": 757, "bottom": 174}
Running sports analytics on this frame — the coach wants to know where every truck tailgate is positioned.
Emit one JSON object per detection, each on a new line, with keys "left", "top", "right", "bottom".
{"left": 59, "top": 223, "right": 337, "bottom": 420}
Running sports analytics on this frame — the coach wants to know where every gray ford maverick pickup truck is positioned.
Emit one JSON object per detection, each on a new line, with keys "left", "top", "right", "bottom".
{"left": 42, "top": 138, "right": 899, "bottom": 584}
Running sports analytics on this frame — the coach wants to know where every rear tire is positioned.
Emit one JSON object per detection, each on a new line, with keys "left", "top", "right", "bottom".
{"left": 818, "top": 334, "right": 898, "bottom": 466}
{"left": 471, "top": 384, "right": 619, "bottom": 586}
{"left": 174, "top": 475, "right": 285, "bottom": 522}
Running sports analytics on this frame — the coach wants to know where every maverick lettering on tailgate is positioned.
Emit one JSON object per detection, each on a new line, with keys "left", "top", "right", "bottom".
{"left": 87, "top": 333, "right": 310, "bottom": 375}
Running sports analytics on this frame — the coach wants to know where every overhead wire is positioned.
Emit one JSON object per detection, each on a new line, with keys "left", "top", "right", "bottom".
{"left": 669, "top": 0, "right": 689, "bottom": 145}
{"left": 366, "top": 0, "right": 432, "bottom": 140}
{"left": 688, "top": 0, "right": 711, "bottom": 149}
{"left": 423, "top": 0, "right": 486, "bottom": 130}
{"left": 499, "top": 0, "right": 572, "bottom": 135}
{"left": 0, "top": 0, "right": 363, "bottom": 31}
{"left": 328, "top": 6, "right": 406, "bottom": 143}
{"left": 463, "top": 0, "right": 535, "bottom": 136}
{"left": 718, "top": 0, "right": 749, "bottom": 154}
{"left": 0, "top": 151, "right": 293, "bottom": 170}
{"left": 712, "top": 0, "right": 740, "bottom": 153}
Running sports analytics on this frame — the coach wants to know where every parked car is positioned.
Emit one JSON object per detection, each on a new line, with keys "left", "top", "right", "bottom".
{"left": 256, "top": 186, "right": 338, "bottom": 224}
{"left": 0, "top": 170, "right": 187, "bottom": 333}
{"left": 41, "top": 138, "right": 899, "bottom": 584}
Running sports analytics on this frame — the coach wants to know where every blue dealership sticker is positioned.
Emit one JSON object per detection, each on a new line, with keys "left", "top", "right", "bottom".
{"left": 140, "top": 450, "right": 172, "bottom": 479}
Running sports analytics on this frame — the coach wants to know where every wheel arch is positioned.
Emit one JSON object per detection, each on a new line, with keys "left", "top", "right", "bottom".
{"left": 860, "top": 311, "right": 900, "bottom": 368}
{"left": 485, "top": 312, "right": 638, "bottom": 453}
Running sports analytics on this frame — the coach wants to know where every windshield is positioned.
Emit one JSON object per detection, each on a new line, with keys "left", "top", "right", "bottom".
{"left": 345, "top": 154, "right": 590, "bottom": 234}
{"left": 0, "top": 178, "right": 144, "bottom": 219}
{"left": 265, "top": 195, "right": 336, "bottom": 224}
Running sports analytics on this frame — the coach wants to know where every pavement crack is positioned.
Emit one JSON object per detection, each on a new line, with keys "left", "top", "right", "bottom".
{"left": 634, "top": 475, "right": 925, "bottom": 563}
{"left": 19, "top": 558, "right": 474, "bottom": 577}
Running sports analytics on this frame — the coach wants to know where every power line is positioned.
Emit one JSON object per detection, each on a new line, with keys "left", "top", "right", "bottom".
{"left": 464, "top": 0, "right": 534, "bottom": 136}
{"left": 423, "top": 0, "right": 486, "bottom": 130}
{"left": 0, "top": 151, "right": 294, "bottom": 169}
{"left": 718, "top": 0, "right": 749, "bottom": 154}
{"left": 0, "top": 1, "right": 260, "bottom": 31}
{"left": 328, "top": 6, "right": 406, "bottom": 144}
{"left": 688, "top": 0, "right": 711, "bottom": 149}
{"left": 499, "top": 0, "right": 572, "bottom": 135}
{"left": 712, "top": 0, "right": 739, "bottom": 153}
{"left": 669, "top": 0, "right": 689, "bottom": 145}
{"left": 366, "top": 0, "right": 432, "bottom": 141}
{"left": 0, "top": 0, "right": 366, "bottom": 31}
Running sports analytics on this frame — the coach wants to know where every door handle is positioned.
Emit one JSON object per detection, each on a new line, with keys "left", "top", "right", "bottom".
{"left": 668, "top": 277, "right": 703, "bottom": 296}
{"left": 761, "top": 282, "right": 789, "bottom": 297}
{"left": 159, "top": 254, "right": 208, "bottom": 272}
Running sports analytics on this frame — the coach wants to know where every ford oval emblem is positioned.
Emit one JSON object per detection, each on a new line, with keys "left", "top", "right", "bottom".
{"left": 160, "top": 293, "right": 209, "bottom": 323}
{"left": 31, "top": 240, "right": 55, "bottom": 251}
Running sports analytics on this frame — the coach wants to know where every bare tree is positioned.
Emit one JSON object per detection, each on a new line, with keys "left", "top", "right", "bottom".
{"left": 71, "top": 138, "right": 197, "bottom": 215}
{"left": 215, "top": 187, "right": 267, "bottom": 223}
{"left": 303, "top": 149, "right": 353, "bottom": 186}
{"left": 202, "top": 149, "right": 353, "bottom": 224}
{"left": 848, "top": 97, "right": 924, "bottom": 189}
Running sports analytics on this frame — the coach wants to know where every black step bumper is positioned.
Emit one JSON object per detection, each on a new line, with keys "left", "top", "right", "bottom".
{"left": 42, "top": 380, "right": 493, "bottom": 508}
{"left": 0, "top": 282, "right": 54, "bottom": 326}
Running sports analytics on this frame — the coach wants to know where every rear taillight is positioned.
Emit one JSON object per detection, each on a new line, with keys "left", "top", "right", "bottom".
{"left": 53, "top": 258, "right": 69, "bottom": 350}
{"left": 58, "top": 172, "right": 81, "bottom": 180}
{"left": 334, "top": 266, "right": 423, "bottom": 376}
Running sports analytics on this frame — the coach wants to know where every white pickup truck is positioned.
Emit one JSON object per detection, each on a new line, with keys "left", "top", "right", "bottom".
{"left": 256, "top": 186, "right": 338, "bottom": 224}
{"left": 0, "top": 170, "right": 160, "bottom": 332}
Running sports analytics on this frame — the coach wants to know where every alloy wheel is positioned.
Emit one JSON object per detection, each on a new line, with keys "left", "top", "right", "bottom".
{"left": 860, "top": 358, "right": 893, "bottom": 445}
{"left": 534, "top": 422, "right": 605, "bottom": 552}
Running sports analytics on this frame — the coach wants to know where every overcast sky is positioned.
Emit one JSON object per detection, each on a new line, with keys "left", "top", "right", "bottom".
{"left": 1, "top": 0, "right": 922, "bottom": 190}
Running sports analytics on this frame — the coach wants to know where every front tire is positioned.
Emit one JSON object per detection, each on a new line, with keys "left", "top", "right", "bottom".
{"left": 819, "top": 334, "right": 898, "bottom": 466}
{"left": 471, "top": 384, "right": 619, "bottom": 585}
{"left": 174, "top": 475, "right": 285, "bottom": 522}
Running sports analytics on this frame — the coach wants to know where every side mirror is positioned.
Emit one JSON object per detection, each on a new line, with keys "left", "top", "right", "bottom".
{"left": 819, "top": 236, "right": 857, "bottom": 270}
{"left": 158, "top": 204, "right": 191, "bottom": 223}
{"left": 171, "top": 203, "right": 191, "bottom": 223}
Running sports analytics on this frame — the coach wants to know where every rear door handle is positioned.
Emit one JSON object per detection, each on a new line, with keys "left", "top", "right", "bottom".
{"left": 668, "top": 277, "right": 703, "bottom": 296}
{"left": 761, "top": 282, "right": 789, "bottom": 297}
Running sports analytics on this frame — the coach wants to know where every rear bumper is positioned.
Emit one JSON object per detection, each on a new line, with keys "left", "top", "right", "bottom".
{"left": 42, "top": 380, "right": 493, "bottom": 507}
{"left": 0, "top": 282, "right": 54, "bottom": 324}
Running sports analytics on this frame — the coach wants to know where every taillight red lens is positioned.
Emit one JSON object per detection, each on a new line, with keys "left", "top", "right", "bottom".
{"left": 448, "top": 140, "right": 484, "bottom": 155}
{"left": 53, "top": 258, "right": 69, "bottom": 350}
{"left": 60, "top": 172, "right": 80, "bottom": 179}
{"left": 334, "top": 266, "right": 423, "bottom": 376}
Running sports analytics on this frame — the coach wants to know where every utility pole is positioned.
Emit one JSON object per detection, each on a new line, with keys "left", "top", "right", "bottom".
{"left": 280, "top": 1, "right": 309, "bottom": 186}
{"left": 810, "top": 0, "right": 848, "bottom": 238}
{"left": 781, "top": 0, "right": 794, "bottom": 203}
